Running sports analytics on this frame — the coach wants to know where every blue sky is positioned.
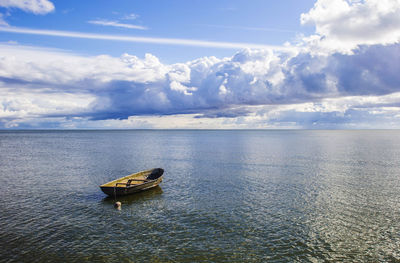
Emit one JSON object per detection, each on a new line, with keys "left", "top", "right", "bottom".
{"left": 0, "top": 0, "right": 315, "bottom": 62}
{"left": 0, "top": 0, "right": 400, "bottom": 129}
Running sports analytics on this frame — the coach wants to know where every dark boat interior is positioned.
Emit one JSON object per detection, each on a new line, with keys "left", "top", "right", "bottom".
{"left": 147, "top": 168, "right": 164, "bottom": 180}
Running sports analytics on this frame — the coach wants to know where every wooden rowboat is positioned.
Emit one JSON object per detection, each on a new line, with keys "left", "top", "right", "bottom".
{"left": 100, "top": 168, "right": 164, "bottom": 197}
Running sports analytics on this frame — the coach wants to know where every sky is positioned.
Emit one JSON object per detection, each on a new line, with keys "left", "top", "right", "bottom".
{"left": 0, "top": 0, "right": 400, "bottom": 129}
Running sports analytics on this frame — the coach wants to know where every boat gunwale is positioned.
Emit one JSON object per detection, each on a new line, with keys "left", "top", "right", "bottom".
{"left": 100, "top": 168, "right": 158, "bottom": 187}
{"left": 100, "top": 174, "right": 163, "bottom": 196}
{"left": 101, "top": 176, "right": 162, "bottom": 190}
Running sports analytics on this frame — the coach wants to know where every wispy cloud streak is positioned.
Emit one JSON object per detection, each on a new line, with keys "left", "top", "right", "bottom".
{"left": 122, "top": 13, "right": 139, "bottom": 20}
{"left": 0, "top": 26, "right": 289, "bottom": 50}
{"left": 199, "top": 24, "right": 297, "bottom": 33}
{"left": 0, "top": 13, "right": 8, "bottom": 26}
{"left": 88, "top": 19, "right": 147, "bottom": 30}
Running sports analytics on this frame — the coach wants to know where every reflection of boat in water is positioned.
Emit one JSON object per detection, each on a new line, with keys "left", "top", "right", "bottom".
{"left": 100, "top": 168, "right": 164, "bottom": 197}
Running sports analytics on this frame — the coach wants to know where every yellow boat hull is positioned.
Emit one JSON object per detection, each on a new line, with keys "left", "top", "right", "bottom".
{"left": 100, "top": 168, "right": 164, "bottom": 196}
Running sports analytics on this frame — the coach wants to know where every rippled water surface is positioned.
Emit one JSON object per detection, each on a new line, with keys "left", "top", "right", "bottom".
{"left": 1, "top": 130, "right": 400, "bottom": 262}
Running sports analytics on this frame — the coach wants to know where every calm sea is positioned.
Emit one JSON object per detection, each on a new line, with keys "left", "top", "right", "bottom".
{"left": 0, "top": 130, "right": 399, "bottom": 262}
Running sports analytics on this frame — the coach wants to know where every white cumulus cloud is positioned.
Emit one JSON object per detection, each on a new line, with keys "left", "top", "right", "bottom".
{"left": 0, "top": 42, "right": 400, "bottom": 128}
{"left": 0, "top": 0, "right": 54, "bottom": 14}
{"left": 301, "top": 0, "right": 400, "bottom": 53}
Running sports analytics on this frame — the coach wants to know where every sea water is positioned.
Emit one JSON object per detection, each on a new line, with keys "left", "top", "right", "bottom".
{"left": 0, "top": 130, "right": 399, "bottom": 262}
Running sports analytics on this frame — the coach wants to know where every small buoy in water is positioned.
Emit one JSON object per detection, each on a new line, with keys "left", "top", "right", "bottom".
{"left": 114, "top": 201, "right": 121, "bottom": 210}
